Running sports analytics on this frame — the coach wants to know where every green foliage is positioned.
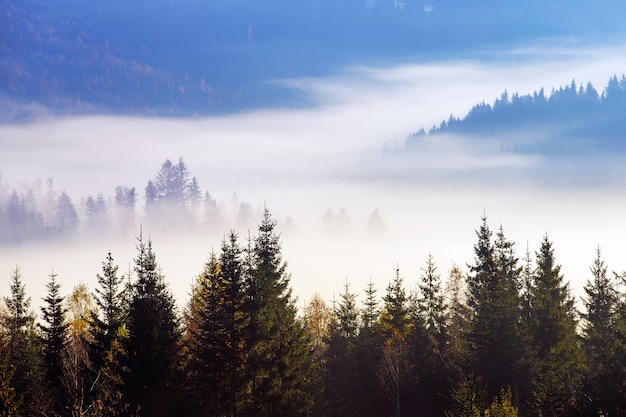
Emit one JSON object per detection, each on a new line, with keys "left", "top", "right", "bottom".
{"left": 0, "top": 335, "right": 20, "bottom": 417}
{"left": 9, "top": 209, "right": 626, "bottom": 417}
{"left": 123, "top": 234, "right": 181, "bottom": 417}
{"left": 528, "top": 235, "right": 583, "bottom": 417}
{"left": 382, "top": 266, "right": 409, "bottom": 335}
{"left": 484, "top": 388, "right": 518, "bottom": 417}
{"left": 185, "top": 231, "right": 249, "bottom": 417}
{"left": 39, "top": 270, "right": 69, "bottom": 415}
{"left": 467, "top": 219, "right": 523, "bottom": 403}
{"left": 1, "top": 266, "right": 43, "bottom": 416}
{"left": 580, "top": 247, "right": 622, "bottom": 416}
{"left": 245, "top": 208, "right": 313, "bottom": 417}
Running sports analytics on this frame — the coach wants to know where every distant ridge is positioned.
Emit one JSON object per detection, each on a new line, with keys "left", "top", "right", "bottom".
{"left": 2, "top": 0, "right": 626, "bottom": 119}
{"left": 407, "top": 75, "right": 626, "bottom": 153}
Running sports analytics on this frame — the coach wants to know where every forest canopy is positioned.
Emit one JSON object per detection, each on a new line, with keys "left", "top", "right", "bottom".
{"left": 1, "top": 210, "right": 625, "bottom": 417}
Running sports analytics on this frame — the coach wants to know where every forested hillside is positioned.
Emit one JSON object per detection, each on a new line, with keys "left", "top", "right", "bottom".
{"left": 4, "top": 0, "right": 626, "bottom": 118}
{"left": 407, "top": 74, "right": 626, "bottom": 153}
{"left": 1, "top": 209, "right": 625, "bottom": 417}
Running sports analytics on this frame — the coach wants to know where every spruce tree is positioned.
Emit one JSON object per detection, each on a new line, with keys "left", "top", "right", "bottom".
{"left": 123, "top": 234, "right": 181, "bottom": 417}
{"left": 88, "top": 252, "right": 127, "bottom": 414}
{"left": 414, "top": 254, "right": 450, "bottom": 417}
{"left": 39, "top": 270, "right": 69, "bottom": 415}
{"left": 354, "top": 279, "right": 385, "bottom": 417}
{"left": 467, "top": 219, "right": 522, "bottom": 403}
{"left": 528, "top": 235, "right": 583, "bottom": 417}
{"left": 581, "top": 246, "right": 621, "bottom": 416}
{"left": 244, "top": 208, "right": 313, "bottom": 417}
{"left": 323, "top": 281, "right": 359, "bottom": 417}
{"left": 1, "top": 266, "right": 42, "bottom": 416}
{"left": 381, "top": 266, "right": 409, "bottom": 335}
{"left": 418, "top": 253, "right": 447, "bottom": 349}
{"left": 186, "top": 232, "right": 249, "bottom": 417}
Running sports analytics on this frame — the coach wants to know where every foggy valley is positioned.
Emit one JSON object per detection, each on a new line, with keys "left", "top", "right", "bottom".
{"left": 3, "top": 44, "right": 626, "bottom": 310}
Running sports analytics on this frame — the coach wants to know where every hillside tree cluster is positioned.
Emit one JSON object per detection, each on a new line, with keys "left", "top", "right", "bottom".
{"left": 1, "top": 213, "right": 625, "bottom": 417}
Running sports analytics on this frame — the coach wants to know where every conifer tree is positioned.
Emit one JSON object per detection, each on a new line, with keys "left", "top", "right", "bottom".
{"left": 445, "top": 264, "right": 470, "bottom": 376}
{"left": 413, "top": 254, "right": 450, "bottom": 417}
{"left": 0, "top": 332, "right": 20, "bottom": 417}
{"left": 581, "top": 246, "right": 621, "bottom": 416}
{"left": 381, "top": 266, "right": 409, "bottom": 335}
{"left": 354, "top": 279, "right": 385, "bottom": 417}
{"left": 244, "top": 208, "right": 313, "bottom": 417}
{"left": 418, "top": 254, "right": 447, "bottom": 348}
{"left": 39, "top": 270, "right": 69, "bottom": 415}
{"left": 89, "top": 252, "right": 125, "bottom": 374}
{"left": 528, "top": 235, "right": 583, "bottom": 417}
{"left": 1, "top": 266, "right": 42, "bottom": 416}
{"left": 323, "top": 281, "right": 359, "bottom": 417}
{"left": 88, "top": 250, "right": 128, "bottom": 417}
{"left": 186, "top": 232, "right": 249, "bottom": 417}
{"left": 123, "top": 234, "right": 181, "bottom": 417}
{"left": 467, "top": 219, "right": 522, "bottom": 403}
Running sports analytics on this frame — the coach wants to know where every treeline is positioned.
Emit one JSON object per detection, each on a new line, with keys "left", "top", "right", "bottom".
{"left": 1, "top": 213, "right": 626, "bottom": 417}
{"left": 0, "top": 158, "right": 258, "bottom": 246}
{"left": 408, "top": 74, "right": 626, "bottom": 152}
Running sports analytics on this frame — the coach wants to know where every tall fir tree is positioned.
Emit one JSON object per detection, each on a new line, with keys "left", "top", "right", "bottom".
{"left": 581, "top": 246, "right": 622, "bottom": 416}
{"left": 381, "top": 266, "right": 409, "bottom": 336}
{"left": 123, "top": 234, "right": 181, "bottom": 417}
{"left": 185, "top": 232, "right": 249, "bottom": 417}
{"left": 528, "top": 235, "right": 583, "bottom": 417}
{"left": 39, "top": 270, "right": 69, "bottom": 415}
{"left": 244, "top": 208, "right": 313, "bottom": 417}
{"left": 323, "top": 281, "right": 359, "bottom": 417}
{"left": 88, "top": 252, "right": 127, "bottom": 415}
{"left": 354, "top": 279, "right": 385, "bottom": 417}
{"left": 418, "top": 254, "right": 447, "bottom": 349}
{"left": 1, "top": 266, "right": 43, "bottom": 416}
{"left": 467, "top": 219, "right": 522, "bottom": 404}
{"left": 413, "top": 254, "right": 450, "bottom": 417}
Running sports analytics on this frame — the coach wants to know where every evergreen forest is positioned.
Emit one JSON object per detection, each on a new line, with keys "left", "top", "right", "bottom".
{"left": 1, "top": 203, "right": 626, "bottom": 417}
{"left": 407, "top": 74, "right": 626, "bottom": 154}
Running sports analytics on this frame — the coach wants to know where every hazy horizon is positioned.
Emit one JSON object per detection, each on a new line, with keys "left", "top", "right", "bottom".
{"left": 3, "top": 40, "right": 626, "bottom": 312}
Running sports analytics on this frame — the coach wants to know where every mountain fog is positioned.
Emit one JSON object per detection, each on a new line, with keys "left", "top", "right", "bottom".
{"left": 2, "top": 42, "right": 626, "bottom": 310}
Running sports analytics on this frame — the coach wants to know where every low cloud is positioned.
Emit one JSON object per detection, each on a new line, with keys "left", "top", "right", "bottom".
{"left": 2, "top": 39, "right": 626, "bottom": 308}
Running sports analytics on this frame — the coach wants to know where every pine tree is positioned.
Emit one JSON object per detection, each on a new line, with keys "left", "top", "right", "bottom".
{"left": 581, "top": 246, "right": 621, "bottom": 416}
{"left": 445, "top": 264, "right": 470, "bottom": 376}
{"left": 1, "top": 266, "right": 42, "bottom": 416}
{"left": 123, "top": 234, "right": 181, "bottom": 417}
{"left": 528, "top": 235, "right": 583, "bottom": 417}
{"left": 39, "top": 270, "right": 69, "bottom": 415}
{"left": 418, "top": 254, "right": 447, "bottom": 348}
{"left": 185, "top": 232, "right": 249, "bottom": 417}
{"left": 467, "top": 219, "right": 522, "bottom": 403}
{"left": 87, "top": 252, "right": 128, "bottom": 415}
{"left": 381, "top": 266, "right": 409, "bottom": 335}
{"left": 55, "top": 191, "right": 79, "bottom": 237}
{"left": 413, "top": 254, "right": 450, "bottom": 417}
{"left": 0, "top": 332, "right": 20, "bottom": 417}
{"left": 244, "top": 208, "right": 313, "bottom": 417}
{"left": 323, "top": 281, "right": 359, "bottom": 417}
{"left": 90, "top": 252, "right": 125, "bottom": 373}
{"left": 354, "top": 279, "right": 385, "bottom": 417}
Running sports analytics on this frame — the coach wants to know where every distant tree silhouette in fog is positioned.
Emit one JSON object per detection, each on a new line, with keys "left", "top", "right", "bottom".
{"left": 407, "top": 74, "right": 626, "bottom": 153}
